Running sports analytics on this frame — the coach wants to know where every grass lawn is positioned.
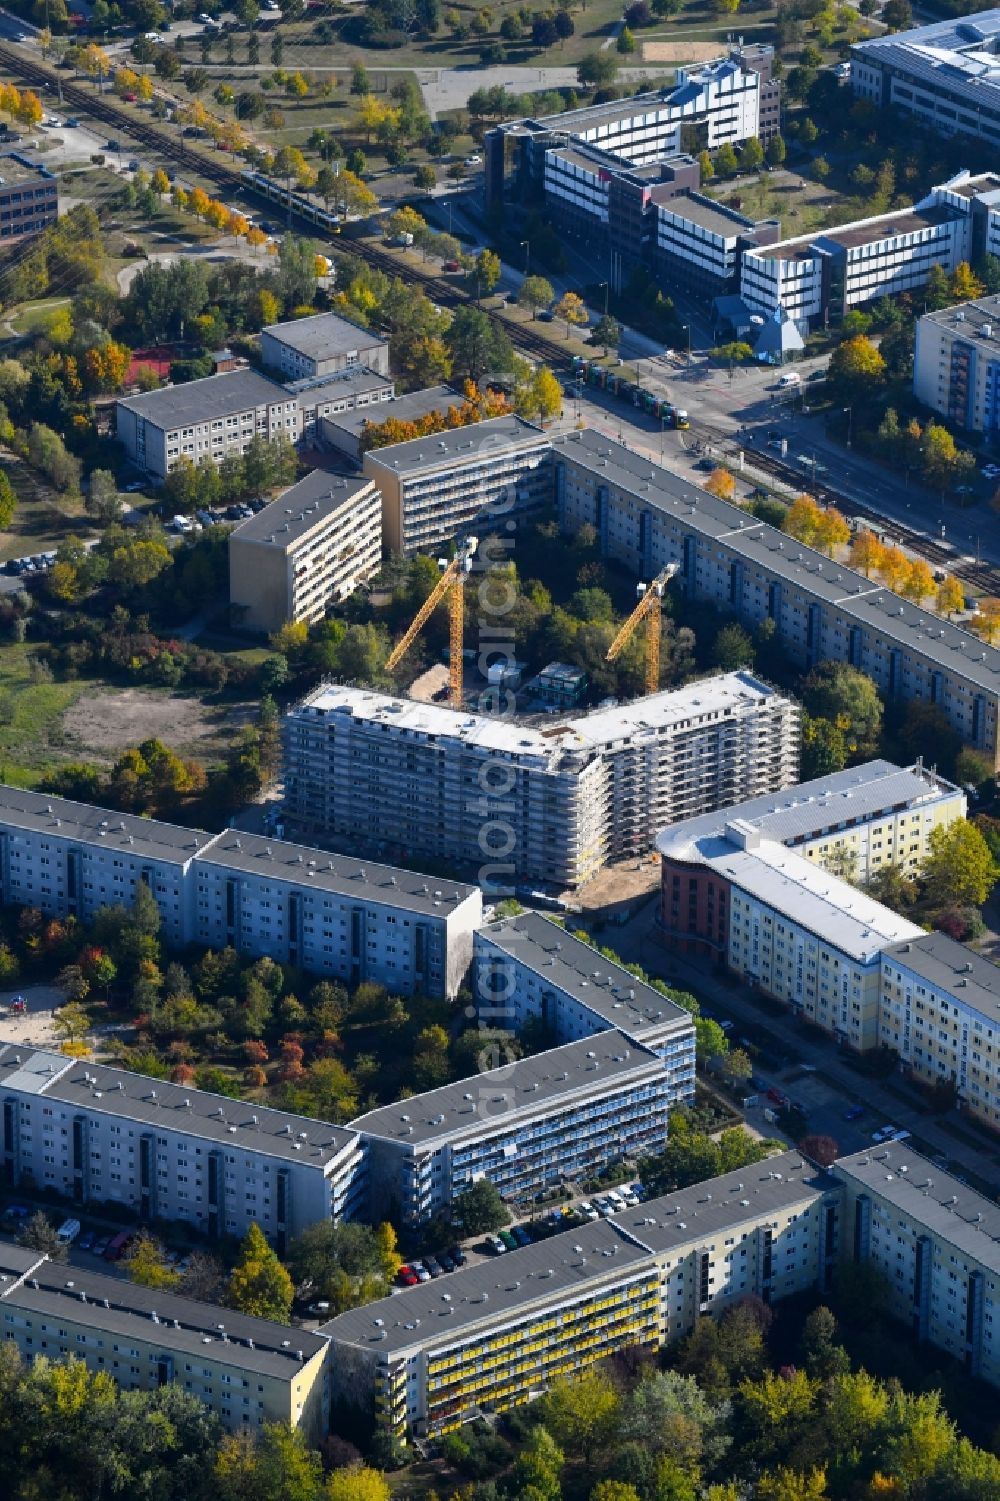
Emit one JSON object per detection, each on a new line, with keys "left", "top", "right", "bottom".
{"left": 8, "top": 299, "right": 71, "bottom": 337}
{"left": 708, "top": 166, "right": 844, "bottom": 236}
{"left": 0, "top": 642, "right": 91, "bottom": 788}
{"left": 0, "top": 458, "right": 92, "bottom": 565}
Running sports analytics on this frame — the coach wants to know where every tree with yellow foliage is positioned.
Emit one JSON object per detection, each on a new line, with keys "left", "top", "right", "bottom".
{"left": 848, "top": 529, "right": 884, "bottom": 577}
{"left": 704, "top": 467, "right": 736, "bottom": 501}
{"left": 82, "top": 341, "right": 130, "bottom": 393}
{"left": 877, "top": 544, "right": 910, "bottom": 593}
{"left": 287, "top": 70, "right": 309, "bottom": 98}
{"left": 357, "top": 93, "right": 388, "bottom": 140}
{"left": 189, "top": 186, "right": 211, "bottom": 219}
{"left": 975, "top": 597, "right": 1000, "bottom": 644}
{"left": 246, "top": 226, "right": 268, "bottom": 253}
{"left": 901, "top": 558, "right": 936, "bottom": 601}
{"left": 555, "top": 290, "right": 589, "bottom": 337}
{"left": 783, "top": 494, "right": 822, "bottom": 546}
{"left": 151, "top": 168, "right": 170, "bottom": 195}
{"left": 813, "top": 505, "right": 850, "bottom": 557}
{"left": 136, "top": 76, "right": 154, "bottom": 104}
{"left": 204, "top": 199, "right": 229, "bottom": 232}
{"left": 78, "top": 42, "right": 110, "bottom": 81}
{"left": 226, "top": 211, "right": 249, "bottom": 240}
{"left": 113, "top": 66, "right": 141, "bottom": 98}
{"left": 171, "top": 184, "right": 189, "bottom": 212}
{"left": 936, "top": 574, "right": 964, "bottom": 617}
{"left": 17, "top": 89, "right": 42, "bottom": 126}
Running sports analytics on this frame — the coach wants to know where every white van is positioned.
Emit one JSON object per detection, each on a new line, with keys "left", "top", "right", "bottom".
{"left": 56, "top": 1217, "right": 81, "bottom": 1244}
{"left": 777, "top": 371, "right": 801, "bottom": 388}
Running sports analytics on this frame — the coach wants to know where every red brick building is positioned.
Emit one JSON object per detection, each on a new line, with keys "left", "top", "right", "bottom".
{"left": 660, "top": 848, "right": 731, "bottom": 958}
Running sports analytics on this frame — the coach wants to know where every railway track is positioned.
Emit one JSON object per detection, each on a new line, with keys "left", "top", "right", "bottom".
{"left": 4, "top": 42, "right": 998, "bottom": 596}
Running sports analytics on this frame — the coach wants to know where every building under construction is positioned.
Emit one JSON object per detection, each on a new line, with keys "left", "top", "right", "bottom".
{"left": 281, "top": 672, "right": 801, "bottom": 889}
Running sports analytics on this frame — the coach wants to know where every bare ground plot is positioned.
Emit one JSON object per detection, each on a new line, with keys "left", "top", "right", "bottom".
{"left": 642, "top": 40, "right": 734, "bottom": 60}
{"left": 569, "top": 853, "right": 662, "bottom": 915}
{"left": 61, "top": 688, "right": 254, "bottom": 765}
{"left": 0, "top": 456, "right": 91, "bottom": 565}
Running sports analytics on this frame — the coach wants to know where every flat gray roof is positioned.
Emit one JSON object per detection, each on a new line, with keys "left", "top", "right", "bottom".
{"left": 883, "top": 930, "right": 1000, "bottom": 1024}
{"left": 321, "top": 1219, "right": 655, "bottom": 1354}
{"left": 117, "top": 369, "right": 289, "bottom": 427}
{"left": 920, "top": 295, "right": 1000, "bottom": 353}
{"left": 287, "top": 368, "right": 393, "bottom": 402}
{"left": 654, "top": 759, "right": 961, "bottom": 849}
{"left": 659, "top": 191, "right": 757, "bottom": 237}
{"left": 263, "top": 311, "right": 387, "bottom": 360}
{"left": 322, "top": 1149, "right": 819, "bottom": 1355}
{"left": 477, "top": 912, "right": 694, "bottom": 1041}
{"left": 835, "top": 1144, "right": 1000, "bottom": 1274}
{"left": 0, "top": 783, "right": 208, "bottom": 867}
{"left": 349, "top": 1030, "right": 661, "bottom": 1147}
{"left": 196, "top": 828, "right": 479, "bottom": 919}
{"left": 0, "top": 1247, "right": 327, "bottom": 1377}
{"left": 321, "top": 385, "right": 462, "bottom": 441}
{"left": 230, "top": 472, "right": 376, "bottom": 548}
{"left": 553, "top": 429, "right": 1000, "bottom": 694}
{"left": 607, "top": 1149, "right": 828, "bottom": 1256}
{"left": 0, "top": 1043, "right": 358, "bottom": 1167}
{"left": 363, "top": 415, "right": 547, "bottom": 476}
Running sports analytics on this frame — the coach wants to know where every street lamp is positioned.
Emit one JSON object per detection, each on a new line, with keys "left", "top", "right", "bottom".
{"left": 520, "top": 239, "right": 530, "bottom": 277}
{"left": 843, "top": 405, "right": 853, "bottom": 448}
{"left": 681, "top": 324, "right": 692, "bottom": 365}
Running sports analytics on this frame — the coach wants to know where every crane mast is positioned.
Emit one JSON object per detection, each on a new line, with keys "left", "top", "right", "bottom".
{"left": 605, "top": 563, "right": 680, "bottom": 696}
{"left": 385, "top": 537, "right": 478, "bottom": 706}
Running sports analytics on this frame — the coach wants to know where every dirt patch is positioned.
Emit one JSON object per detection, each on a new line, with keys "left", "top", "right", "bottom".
{"left": 408, "top": 663, "right": 450, "bottom": 703}
{"left": 569, "top": 852, "right": 662, "bottom": 914}
{"left": 61, "top": 688, "right": 252, "bottom": 764}
{"left": 642, "top": 40, "right": 725, "bottom": 61}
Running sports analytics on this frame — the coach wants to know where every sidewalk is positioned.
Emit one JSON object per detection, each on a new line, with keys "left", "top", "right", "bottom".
{"left": 606, "top": 902, "right": 1000, "bottom": 1195}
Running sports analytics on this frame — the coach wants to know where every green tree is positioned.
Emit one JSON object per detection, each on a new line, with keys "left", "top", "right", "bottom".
{"left": 513, "top": 1425, "right": 565, "bottom": 1501}
{"left": 541, "top": 1369, "right": 620, "bottom": 1464}
{"left": 86, "top": 468, "right": 122, "bottom": 524}
{"left": 715, "top": 142, "right": 739, "bottom": 175}
{"left": 741, "top": 135, "right": 764, "bottom": 171}
{"left": 616, "top": 23, "right": 636, "bottom": 51}
{"left": 214, "top": 1422, "right": 322, "bottom": 1501}
{"left": 577, "top": 51, "right": 619, "bottom": 87}
{"left": 17, "top": 1210, "right": 68, "bottom": 1260}
{"left": 475, "top": 247, "right": 502, "bottom": 295}
{"left": 454, "top": 1177, "right": 511, "bottom": 1234}
{"left": 766, "top": 134, "right": 786, "bottom": 167}
{"left": 711, "top": 623, "right": 754, "bottom": 671}
{"left": 592, "top": 314, "right": 620, "bottom": 354}
{"left": 228, "top": 1222, "right": 293, "bottom": 1321}
{"left": 922, "top": 818, "right": 999, "bottom": 908}
{"left": 518, "top": 274, "right": 556, "bottom": 317}
{"left": 801, "top": 662, "right": 882, "bottom": 760}
{"left": 326, "top": 1466, "right": 391, "bottom": 1501}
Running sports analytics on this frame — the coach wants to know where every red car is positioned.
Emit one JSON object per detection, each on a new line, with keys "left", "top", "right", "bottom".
{"left": 396, "top": 1265, "right": 418, "bottom": 1286}
{"left": 442, "top": 259, "right": 462, "bottom": 273}
{"left": 767, "top": 1087, "right": 788, "bottom": 1106}
{"left": 123, "top": 92, "right": 137, "bottom": 102}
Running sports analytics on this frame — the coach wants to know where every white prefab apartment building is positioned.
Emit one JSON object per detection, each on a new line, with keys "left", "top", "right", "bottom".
{"left": 851, "top": 11, "right": 1000, "bottom": 151}
{"left": 0, "top": 1245, "right": 333, "bottom": 1438}
{"left": 740, "top": 171, "right": 1000, "bottom": 327}
{"left": 0, "top": 784, "right": 481, "bottom": 1000}
{"left": 260, "top": 311, "right": 390, "bottom": 383}
{"left": 362, "top": 415, "right": 552, "bottom": 555}
{"left": 281, "top": 674, "right": 800, "bottom": 888}
{"left": 553, "top": 428, "right": 1000, "bottom": 768}
{"left": 0, "top": 1043, "right": 364, "bottom": 1253}
{"left": 914, "top": 293, "right": 1000, "bottom": 435}
{"left": 657, "top": 820, "right": 922, "bottom": 1049}
{"left": 228, "top": 470, "right": 383, "bottom": 633}
{"left": 834, "top": 1145, "right": 1000, "bottom": 1388}
{"left": 880, "top": 932, "right": 1000, "bottom": 1132}
{"left": 473, "top": 911, "right": 697, "bottom": 1087}
{"left": 653, "top": 758, "right": 966, "bottom": 885}
{"left": 352, "top": 1030, "right": 674, "bottom": 1225}
{"left": 324, "top": 1151, "right": 837, "bottom": 1442}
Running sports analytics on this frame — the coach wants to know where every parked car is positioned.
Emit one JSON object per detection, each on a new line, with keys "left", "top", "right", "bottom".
{"left": 104, "top": 1230, "right": 134, "bottom": 1261}
{"left": 512, "top": 1225, "right": 531, "bottom": 1246}
{"left": 437, "top": 1252, "right": 455, "bottom": 1272}
{"left": 464, "top": 154, "right": 483, "bottom": 166}
{"left": 56, "top": 1218, "right": 82, "bottom": 1244}
{"left": 306, "top": 1301, "right": 330, "bottom": 1316}
{"left": 981, "top": 463, "right": 1000, "bottom": 480}
{"left": 412, "top": 1261, "right": 432, "bottom": 1281}
{"left": 424, "top": 1256, "right": 444, "bottom": 1278}
{"left": 448, "top": 1245, "right": 467, "bottom": 1266}
{"left": 498, "top": 1230, "right": 518, "bottom": 1251}
{"left": 486, "top": 1235, "right": 507, "bottom": 1254}
{"left": 76, "top": 1230, "right": 96, "bottom": 1252}
{"left": 871, "top": 1125, "right": 899, "bottom": 1143}
{"left": 2, "top": 1204, "right": 29, "bottom": 1221}
{"left": 579, "top": 1201, "right": 599, "bottom": 1221}
{"left": 442, "top": 259, "right": 462, "bottom": 272}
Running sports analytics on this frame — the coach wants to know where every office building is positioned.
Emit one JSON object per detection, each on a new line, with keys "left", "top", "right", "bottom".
{"left": 880, "top": 932, "right": 1000, "bottom": 1131}
{"left": 260, "top": 311, "right": 390, "bottom": 383}
{"left": 914, "top": 293, "right": 1000, "bottom": 434}
{"left": 851, "top": 11, "right": 1000, "bottom": 152}
{"left": 657, "top": 820, "right": 922, "bottom": 1048}
{"left": 116, "top": 367, "right": 394, "bottom": 482}
{"left": 486, "top": 45, "right": 779, "bottom": 214}
{"left": 651, "top": 758, "right": 965, "bottom": 886}
{"left": 319, "top": 385, "right": 465, "bottom": 464}
{"left": 655, "top": 190, "right": 781, "bottom": 298}
{"left": 834, "top": 1144, "right": 1000, "bottom": 1387}
{"left": 0, "top": 1042, "right": 364, "bottom": 1251}
{"left": 474, "top": 912, "right": 697, "bottom": 1084}
{"left": 740, "top": 172, "right": 1000, "bottom": 327}
{"left": 0, "top": 783, "right": 481, "bottom": 1001}
{"left": 0, "top": 1245, "right": 333, "bottom": 1437}
{"left": 229, "top": 471, "right": 382, "bottom": 633}
{"left": 553, "top": 428, "right": 1000, "bottom": 767}
{"left": 362, "top": 415, "right": 551, "bottom": 556}
{"left": 352, "top": 1030, "right": 674, "bottom": 1226}
{"left": 322, "top": 1150, "right": 836, "bottom": 1441}
{"left": 281, "top": 674, "right": 800, "bottom": 888}
{"left": 0, "top": 151, "right": 57, "bottom": 241}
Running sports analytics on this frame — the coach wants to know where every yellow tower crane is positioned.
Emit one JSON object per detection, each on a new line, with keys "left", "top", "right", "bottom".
{"left": 605, "top": 563, "right": 680, "bottom": 695}
{"left": 385, "top": 537, "right": 478, "bottom": 707}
